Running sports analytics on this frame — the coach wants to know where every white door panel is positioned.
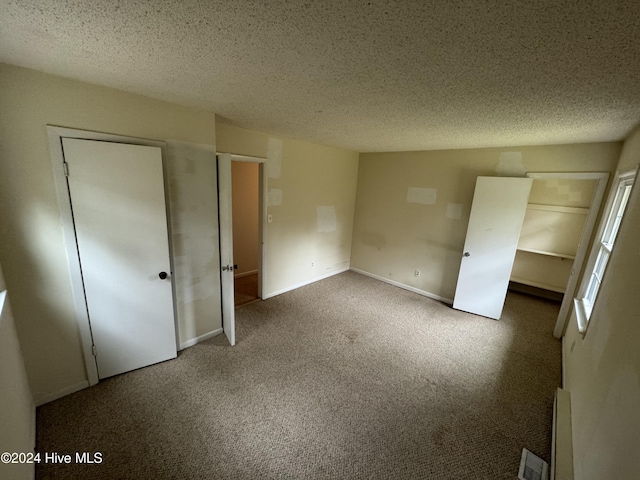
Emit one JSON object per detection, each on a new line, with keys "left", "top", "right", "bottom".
{"left": 453, "top": 176, "right": 533, "bottom": 319}
{"left": 218, "top": 153, "right": 236, "bottom": 346}
{"left": 63, "top": 138, "right": 177, "bottom": 379}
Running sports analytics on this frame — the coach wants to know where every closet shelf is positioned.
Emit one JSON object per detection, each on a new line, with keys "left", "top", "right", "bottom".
{"left": 509, "top": 276, "right": 567, "bottom": 293}
{"left": 516, "top": 247, "right": 575, "bottom": 260}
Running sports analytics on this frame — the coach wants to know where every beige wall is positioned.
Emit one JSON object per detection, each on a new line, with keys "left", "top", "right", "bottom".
{"left": 0, "top": 263, "right": 35, "bottom": 480}
{"left": 216, "top": 120, "right": 359, "bottom": 296}
{"left": 0, "top": 64, "right": 218, "bottom": 403}
{"left": 351, "top": 144, "right": 621, "bottom": 301}
{"left": 563, "top": 124, "right": 640, "bottom": 480}
{"left": 166, "top": 142, "right": 222, "bottom": 346}
{"left": 232, "top": 161, "right": 260, "bottom": 275}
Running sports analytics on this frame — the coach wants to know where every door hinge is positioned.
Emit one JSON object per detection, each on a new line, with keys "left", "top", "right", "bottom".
{"left": 63, "top": 162, "right": 69, "bottom": 177}
{"left": 92, "top": 345, "right": 97, "bottom": 357}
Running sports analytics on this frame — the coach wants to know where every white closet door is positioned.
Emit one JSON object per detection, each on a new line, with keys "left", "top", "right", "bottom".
{"left": 63, "top": 138, "right": 177, "bottom": 379}
{"left": 217, "top": 153, "right": 236, "bottom": 346}
{"left": 453, "top": 176, "right": 533, "bottom": 319}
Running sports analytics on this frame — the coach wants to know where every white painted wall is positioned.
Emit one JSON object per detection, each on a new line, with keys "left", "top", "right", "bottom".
{"left": 0, "top": 263, "right": 35, "bottom": 480}
{"left": 166, "top": 142, "right": 222, "bottom": 344}
{"left": 351, "top": 144, "right": 621, "bottom": 301}
{"left": 563, "top": 123, "right": 640, "bottom": 480}
{"left": 0, "top": 64, "right": 218, "bottom": 403}
{"left": 215, "top": 119, "right": 359, "bottom": 297}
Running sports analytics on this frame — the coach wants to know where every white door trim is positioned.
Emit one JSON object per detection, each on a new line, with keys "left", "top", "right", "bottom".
{"left": 525, "top": 172, "right": 609, "bottom": 338}
{"left": 47, "top": 126, "right": 176, "bottom": 386}
{"left": 217, "top": 152, "right": 268, "bottom": 299}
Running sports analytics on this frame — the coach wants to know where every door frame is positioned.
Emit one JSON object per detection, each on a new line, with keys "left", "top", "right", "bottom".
{"left": 525, "top": 172, "right": 609, "bottom": 338}
{"left": 217, "top": 152, "right": 268, "bottom": 300}
{"left": 47, "top": 126, "right": 177, "bottom": 386}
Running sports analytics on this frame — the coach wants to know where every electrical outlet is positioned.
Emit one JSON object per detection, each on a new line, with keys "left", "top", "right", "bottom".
{"left": 311, "top": 261, "right": 315, "bottom": 267}
{"left": 414, "top": 269, "right": 421, "bottom": 277}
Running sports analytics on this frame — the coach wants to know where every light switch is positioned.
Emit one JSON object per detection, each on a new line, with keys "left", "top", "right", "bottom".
{"left": 268, "top": 214, "right": 273, "bottom": 223}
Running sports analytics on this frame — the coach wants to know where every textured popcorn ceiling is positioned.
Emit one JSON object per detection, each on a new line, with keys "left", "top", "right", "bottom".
{"left": 2, "top": 0, "right": 640, "bottom": 152}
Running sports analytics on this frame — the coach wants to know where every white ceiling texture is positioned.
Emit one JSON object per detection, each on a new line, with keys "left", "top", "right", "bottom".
{"left": 2, "top": 0, "right": 640, "bottom": 152}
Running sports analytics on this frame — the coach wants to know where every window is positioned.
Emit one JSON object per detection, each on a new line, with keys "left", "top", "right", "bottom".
{"left": 575, "top": 171, "right": 635, "bottom": 332}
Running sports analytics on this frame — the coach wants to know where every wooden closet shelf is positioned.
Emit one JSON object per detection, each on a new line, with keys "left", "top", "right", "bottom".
{"left": 516, "top": 247, "right": 576, "bottom": 260}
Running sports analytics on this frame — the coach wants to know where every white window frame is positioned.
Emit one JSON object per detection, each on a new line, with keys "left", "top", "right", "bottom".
{"left": 574, "top": 169, "right": 636, "bottom": 334}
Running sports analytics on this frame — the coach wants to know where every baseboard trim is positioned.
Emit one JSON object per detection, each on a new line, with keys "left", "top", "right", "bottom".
{"left": 179, "top": 328, "right": 224, "bottom": 350}
{"left": 35, "top": 380, "right": 89, "bottom": 406}
{"left": 234, "top": 269, "right": 258, "bottom": 279}
{"left": 551, "top": 387, "right": 574, "bottom": 480}
{"left": 350, "top": 268, "right": 454, "bottom": 305}
{"left": 35, "top": 328, "right": 225, "bottom": 405}
{"left": 263, "top": 267, "right": 350, "bottom": 299}
{"left": 562, "top": 335, "right": 567, "bottom": 390}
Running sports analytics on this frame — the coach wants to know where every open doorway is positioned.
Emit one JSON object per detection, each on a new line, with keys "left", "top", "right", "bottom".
{"left": 231, "top": 160, "right": 261, "bottom": 307}
{"left": 508, "top": 172, "right": 608, "bottom": 337}
{"left": 509, "top": 177, "right": 600, "bottom": 299}
{"left": 217, "top": 152, "right": 267, "bottom": 345}
{"left": 452, "top": 173, "right": 608, "bottom": 330}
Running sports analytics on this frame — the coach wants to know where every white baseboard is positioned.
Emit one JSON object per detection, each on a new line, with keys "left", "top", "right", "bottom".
{"left": 35, "top": 328, "right": 224, "bottom": 405}
{"left": 562, "top": 335, "right": 567, "bottom": 390}
{"left": 35, "top": 380, "right": 89, "bottom": 406}
{"left": 234, "top": 269, "right": 258, "bottom": 279}
{"left": 551, "top": 387, "right": 574, "bottom": 480}
{"left": 263, "top": 267, "right": 350, "bottom": 299}
{"left": 179, "top": 327, "right": 224, "bottom": 350}
{"left": 350, "top": 267, "right": 454, "bottom": 305}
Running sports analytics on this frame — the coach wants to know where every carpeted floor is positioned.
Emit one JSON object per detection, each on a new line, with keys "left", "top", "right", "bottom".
{"left": 35, "top": 271, "right": 561, "bottom": 479}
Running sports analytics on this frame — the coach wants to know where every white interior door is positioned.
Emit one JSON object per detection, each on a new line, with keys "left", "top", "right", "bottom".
{"left": 63, "top": 138, "right": 177, "bottom": 379}
{"left": 217, "top": 153, "right": 236, "bottom": 346}
{"left": 453, "top": 176, "right": 533, "bottom": 319}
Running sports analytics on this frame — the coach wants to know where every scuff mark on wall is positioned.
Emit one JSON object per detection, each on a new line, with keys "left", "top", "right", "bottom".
{"left": 171, "top": 231, "right": 219, "bottom": 303}
{"left": 407, "top": 187, "right": 437, "bottom": 205}
{"left": 165, "top": 141, "right": 222, "bottom": 342}
{"left": 530, "top": 178, "right": 597, "bottom": 208}
{"left": 267, "top": 137, "right": 283, "bottom": 178}
{"left": 317, "top": 206, "right": 337, "bottom": 233}
{"left": 358, "top": 231, "right": 387, "bottom": 250}
{"left": 446, "top": 203, "right": 463, "bottom": 220}
{"left": 268, "top": 188, "right": 283, "bottom": 206}
{"left": 183, "top": 158, "right": 195, "bottom": 175}
{"left": 496, "top": 151, "right": 526, "bottom": 176}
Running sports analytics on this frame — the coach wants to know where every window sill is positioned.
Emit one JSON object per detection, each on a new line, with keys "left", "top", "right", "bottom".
{"left": 574, "top": 298, "right": 589, "bottom": 335}
{"left": 0, "top": 291, "right": 7, "bottom": 322}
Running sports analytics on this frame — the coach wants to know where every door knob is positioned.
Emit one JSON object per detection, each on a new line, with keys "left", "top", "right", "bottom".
{"left": 463, "top": 252, "right": 471, "bottom": 257}
{"left": 159, "top": 271, "right": 168, "bottom": 279}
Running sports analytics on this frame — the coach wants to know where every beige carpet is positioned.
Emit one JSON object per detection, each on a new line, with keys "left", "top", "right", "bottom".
{"left": 36, "top": 271, "right": 561, "bottom": 479}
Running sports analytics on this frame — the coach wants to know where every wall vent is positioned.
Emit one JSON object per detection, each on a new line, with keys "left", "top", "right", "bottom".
{"left": 518, "top": 448, "right": 549, "bottom": 480}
